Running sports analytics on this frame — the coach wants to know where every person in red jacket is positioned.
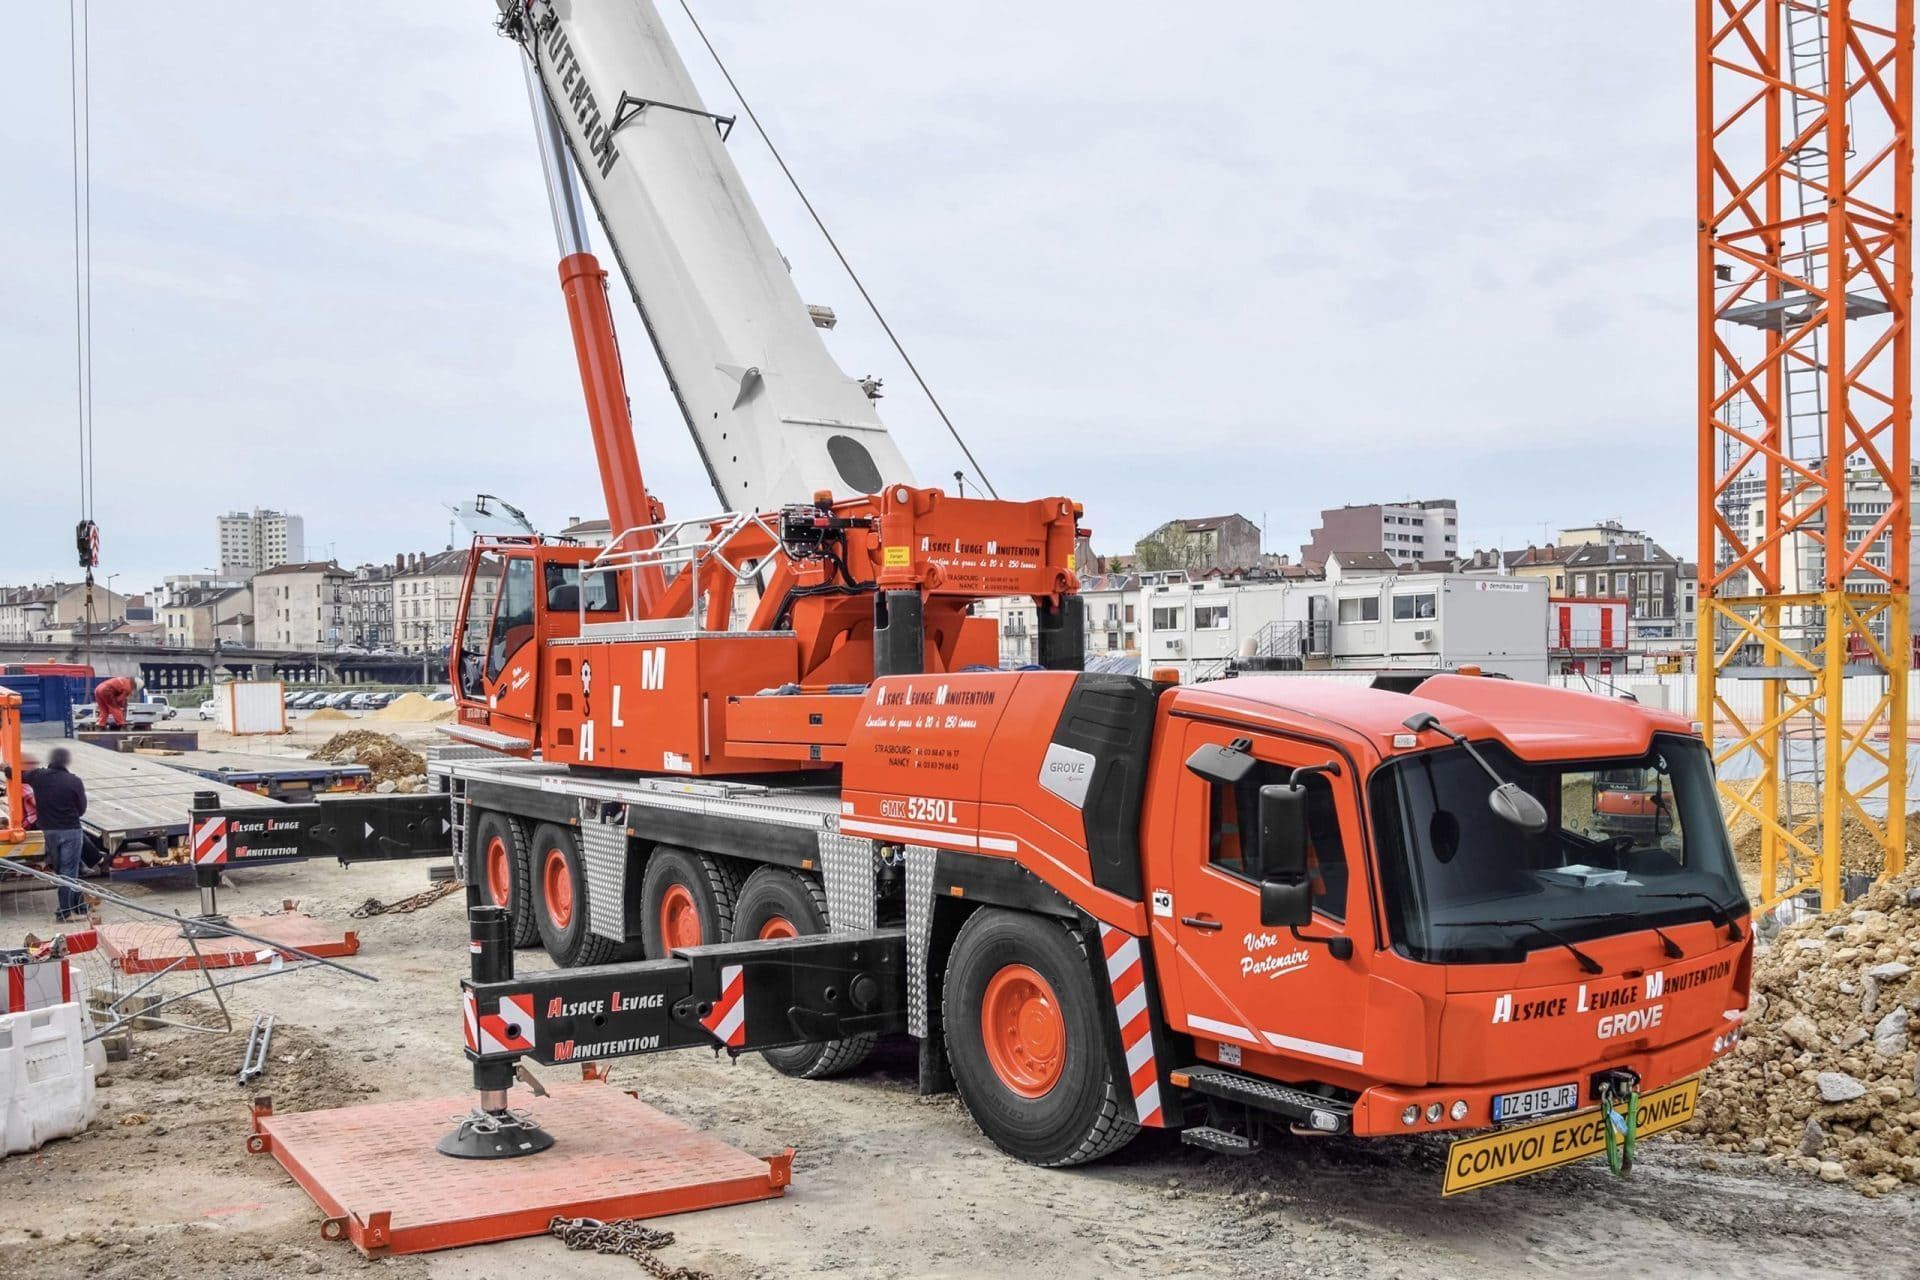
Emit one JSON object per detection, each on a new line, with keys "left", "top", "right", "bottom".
{"left": 93, "top": 675, "right": 137, "bottom": 729}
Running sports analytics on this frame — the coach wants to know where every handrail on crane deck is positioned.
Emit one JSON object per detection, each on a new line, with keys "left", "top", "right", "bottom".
{"left": 580, "top": 509, "right": 790, "bottom": 634}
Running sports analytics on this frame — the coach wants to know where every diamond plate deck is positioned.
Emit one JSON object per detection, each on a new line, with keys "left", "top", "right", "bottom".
{"left": 99, "top": 915, "right": 360, "bottom": 974}
{"left": 250, "top": 1078, "right": 792, "bottom": 1256}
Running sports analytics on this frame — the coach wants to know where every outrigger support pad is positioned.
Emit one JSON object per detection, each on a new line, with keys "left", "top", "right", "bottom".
{"left": 436, "top": 1102, "right": 556, "bottom": 1160}
{"left": 439, "top": 904, "right": 555, "bottom": 1160}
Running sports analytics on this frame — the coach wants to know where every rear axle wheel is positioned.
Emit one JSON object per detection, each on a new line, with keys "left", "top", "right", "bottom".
{"left": 730, "top": 866, "right": 874, "bottom": 1078}
{"left": 530, "top": 823, "right": 622, "bottom": 967}
{"left": 471, "top": 811, "right": 537, "bottom": 948}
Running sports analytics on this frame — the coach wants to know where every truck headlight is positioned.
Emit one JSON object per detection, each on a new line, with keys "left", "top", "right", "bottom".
{"left": 1401, "top": 1104, "right": 1419, "bottom": 1126}
{"left": 1450, "top": 1100, "right": 1468, "bottom": 1121}
{"left": 1425, "top": 1103, "right": 1443, "bottom": 1123}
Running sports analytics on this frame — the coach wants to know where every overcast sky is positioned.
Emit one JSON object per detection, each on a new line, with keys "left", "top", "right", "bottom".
{"left": 2, "top": 2, "right": 1698, "bottom": 592}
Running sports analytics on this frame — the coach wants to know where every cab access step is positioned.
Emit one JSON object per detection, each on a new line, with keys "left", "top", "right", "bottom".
{"left": 1170, "top": 1064, "right": 1354, "bottom": 1150}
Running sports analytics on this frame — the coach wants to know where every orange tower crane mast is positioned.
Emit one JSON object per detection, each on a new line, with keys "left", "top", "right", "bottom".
{"left": 1696, "top": 0, "right": 1912, "bottom": 909}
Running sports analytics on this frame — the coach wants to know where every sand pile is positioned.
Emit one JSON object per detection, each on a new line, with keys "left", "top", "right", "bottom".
{"left": 1688, "top": 869, "right": 1920, "bottom": 1193}
{"left": 368, "top": 691, "right": 454, "bottom": 723}
{"left": 309, "top": 730, "right": 427, "bottom": 791}
{"left": 305, "top": 707, "right": 351, "bottom": 721}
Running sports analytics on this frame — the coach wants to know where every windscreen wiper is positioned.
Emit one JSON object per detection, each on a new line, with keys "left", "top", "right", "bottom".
{"left": 1642, "top": 891, "right": 1747, "bottom": 941}
{"left": 1439, "top": 918, "right": 1603, "bottom": 974}
{"left": 1551, "top": 909, "right": 1684, "bottom": 959}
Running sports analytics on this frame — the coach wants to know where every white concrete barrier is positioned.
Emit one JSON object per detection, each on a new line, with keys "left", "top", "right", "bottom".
{"left": 1, "top": 1002, "right": 96, "bottom": 1155}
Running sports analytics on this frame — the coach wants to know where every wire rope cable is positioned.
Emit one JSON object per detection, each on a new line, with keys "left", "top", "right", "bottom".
{"left": 675, "top": 0, "right": 999, "bottom": 498}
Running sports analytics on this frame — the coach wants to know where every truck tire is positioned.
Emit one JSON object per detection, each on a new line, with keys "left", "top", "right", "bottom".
{"left": 943, "top": 908, "right": 1139, "bottom": 1167}
{"left": 639, "top": 846, "right": 739, "bottom": 959}
{"left": 731, "top": 867, "right": 875, "bottom": 1079}
{"left": 472, "top": 811, "right": 538, "bottom": 948}
{"left": 530, "top": 823, "right": 623, "bottom": 967}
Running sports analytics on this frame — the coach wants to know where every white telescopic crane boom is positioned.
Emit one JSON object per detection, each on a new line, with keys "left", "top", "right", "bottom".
{"left": 499, "top": 0, "right": 915, "bottom": 516}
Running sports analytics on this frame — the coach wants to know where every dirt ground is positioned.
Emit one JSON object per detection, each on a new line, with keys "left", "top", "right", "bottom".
{"left": 0, "top": 849, "right": 1912, "bottom": 1280}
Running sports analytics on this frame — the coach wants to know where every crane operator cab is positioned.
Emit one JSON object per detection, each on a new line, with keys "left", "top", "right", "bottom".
{"left": 451, "top": 538, "right": 616, "bottom": 753}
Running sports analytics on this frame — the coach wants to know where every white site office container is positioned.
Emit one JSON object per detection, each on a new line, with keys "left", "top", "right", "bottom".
{"left": 216, "top": 681, "right": 286, "bottom": 735}
{"left": 1, "top": 1002, "right": 96, "bottom": 1154}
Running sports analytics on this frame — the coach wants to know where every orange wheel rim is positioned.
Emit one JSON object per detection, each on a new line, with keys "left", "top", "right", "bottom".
{"left": 757, "top": 915, "right": 799, "bottom": 940}
{"left": 485, "top": 836, "right": 511, "bottom": 907}
{"left": 659, "top": 883, "right": 701, "bottom": 950}
{"left": 542, "top": 848, "right": 573, "bottom": 929}
{"left": 980, "top": 963, "right": 1065, "bottom": 1098}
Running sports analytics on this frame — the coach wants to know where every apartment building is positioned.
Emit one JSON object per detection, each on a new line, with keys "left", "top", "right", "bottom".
{"left": 254, "top": 561, "right": 349, "bottom": 650}
{"left": 1301, "top": 498, "right": 1458, "bottom": 569}
{"left": 217, "top": 508, "right": 306, "bottom": 578}
{"left": 162, "top": 585, "right": 253, "bottom": 649}
{"left": 0, "top": 582, "right": 130, "bottom": 642}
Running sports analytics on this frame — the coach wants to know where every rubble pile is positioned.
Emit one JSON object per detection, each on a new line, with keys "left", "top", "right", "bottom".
{"left": 1727, "top": 810, "right": 1920, "bottom": 880}
{"left": 1689, "top": 869, "right": 1920, "bottom": 1193}
{"left": 309, "top": 730, "right": 427, "bottom": 792}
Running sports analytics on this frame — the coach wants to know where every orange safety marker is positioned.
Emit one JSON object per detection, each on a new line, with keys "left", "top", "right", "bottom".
{"left": 98, "top": 916, "right": 360, "bottom": 974}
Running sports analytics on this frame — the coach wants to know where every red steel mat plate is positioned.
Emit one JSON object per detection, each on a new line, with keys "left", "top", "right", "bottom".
{"left": 99, "top": 916, "right": 359, "bottom": 973}
{"left": 250, "top": 1079, "right": 792, "bottom": 1255}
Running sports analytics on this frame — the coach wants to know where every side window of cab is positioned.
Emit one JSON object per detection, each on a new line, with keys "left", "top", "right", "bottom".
{"left": 1206, "top": 759, "right": 1350, "bottom": 921}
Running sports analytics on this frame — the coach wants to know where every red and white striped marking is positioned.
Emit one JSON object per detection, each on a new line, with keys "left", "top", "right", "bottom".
{"left": 1100, "top": 923, "right": 1165, "bottom": 1127}
{"left": 465, "top": 990, "right": 536, "bottom": 1056}
{"left": 191, "top": 816, "right": 229, "bottom": 866}
{"left": 700, "top": 964, "right": 746, "bottom": 1048}
{"left": 3, "top": 956, "right": 72, "bottom": 1014}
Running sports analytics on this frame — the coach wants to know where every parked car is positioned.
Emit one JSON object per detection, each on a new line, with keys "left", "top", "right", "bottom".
{"left": 426, "top": 690, "right": 454, "bottom": 702}
{"left": 324, "top": 692, "right": 357, "bottom": 709}
{"left": 73, "top": 697, "right": 170, "bottom": 730}
{"left": 197, "top": 699, "right": 218, "bottom": 721}
{"left": 364, "top": 692, "right": 397, "bottom": 709}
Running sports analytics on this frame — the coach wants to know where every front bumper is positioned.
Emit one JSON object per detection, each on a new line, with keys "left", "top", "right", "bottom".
{"left": 1347, "top": 1014, "right": 1741, "bottom": 1138}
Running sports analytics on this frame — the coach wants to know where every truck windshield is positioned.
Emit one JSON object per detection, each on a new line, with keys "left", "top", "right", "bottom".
{"left": 1369, "top": 734, "right": 1744, "bottom": 963}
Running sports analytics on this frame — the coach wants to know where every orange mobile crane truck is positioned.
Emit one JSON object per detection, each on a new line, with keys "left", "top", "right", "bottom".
{"left": 199, "top": 1, "right": 1753, "bottom": 1192}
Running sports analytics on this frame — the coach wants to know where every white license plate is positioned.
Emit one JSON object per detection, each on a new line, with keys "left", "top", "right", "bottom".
{"left": 1492, "top": 1082, "right": 1580, "bottom": 1123}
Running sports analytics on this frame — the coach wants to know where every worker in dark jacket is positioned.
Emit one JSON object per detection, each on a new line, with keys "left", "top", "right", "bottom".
{"left": 21, "top": 748, "right": 88, "bottom": 920}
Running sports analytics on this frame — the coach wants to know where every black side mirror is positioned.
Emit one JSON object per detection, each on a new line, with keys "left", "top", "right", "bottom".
{"left": 1257, "top": 784, "right": 1312, "bottom": 927}
{"left": 1259, "top": 878, "right": 1312, "bottom": 928}
{"left": 1257, "top": 783, "right": 1308, "bottom": 880}
{"left": 1489, "top": 781, "right": 1549, "bottom": 834}
{"left": 1186, "top": 741, "right": 1255, "bottom": 785}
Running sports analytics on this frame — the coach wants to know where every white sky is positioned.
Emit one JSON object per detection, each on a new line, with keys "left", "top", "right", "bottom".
{"left": 1, "top": 1, "right": 1699, "bottom": 593}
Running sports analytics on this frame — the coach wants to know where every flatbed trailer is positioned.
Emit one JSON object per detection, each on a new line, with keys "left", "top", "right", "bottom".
{"left": 46, "top": 739, "right": 265, "bottom": 862}
{"left": 149, "top": 749, "right": 373, "bottom": 801}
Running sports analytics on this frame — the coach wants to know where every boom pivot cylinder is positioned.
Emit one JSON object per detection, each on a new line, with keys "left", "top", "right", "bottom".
{"left": 559, "top": 251, "right": 665, "bottom": 611}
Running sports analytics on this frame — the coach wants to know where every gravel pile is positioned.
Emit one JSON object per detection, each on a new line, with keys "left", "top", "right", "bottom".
{"left": 308, "top": 730, "right": 427, "bottom": 791}
{"left": 1688, "top": 869, "right": 1920, "bottom": 1194}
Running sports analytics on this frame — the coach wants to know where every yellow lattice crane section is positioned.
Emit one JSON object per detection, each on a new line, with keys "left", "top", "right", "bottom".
{"left": 1697, "top": 0, "right": 1911, "bottom": 910}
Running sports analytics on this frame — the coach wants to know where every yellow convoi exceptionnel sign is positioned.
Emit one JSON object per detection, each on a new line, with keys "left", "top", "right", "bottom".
{"left": 1441, "top": 1077, "right": 1700, "bottom": 1195}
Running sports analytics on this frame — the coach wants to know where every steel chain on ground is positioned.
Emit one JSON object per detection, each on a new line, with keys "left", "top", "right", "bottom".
{"left": 349, "top": 880, "right": 460, "bottom": 918}
{"left": 549, "top": 1215, "right": 713, "bottom": 1280}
